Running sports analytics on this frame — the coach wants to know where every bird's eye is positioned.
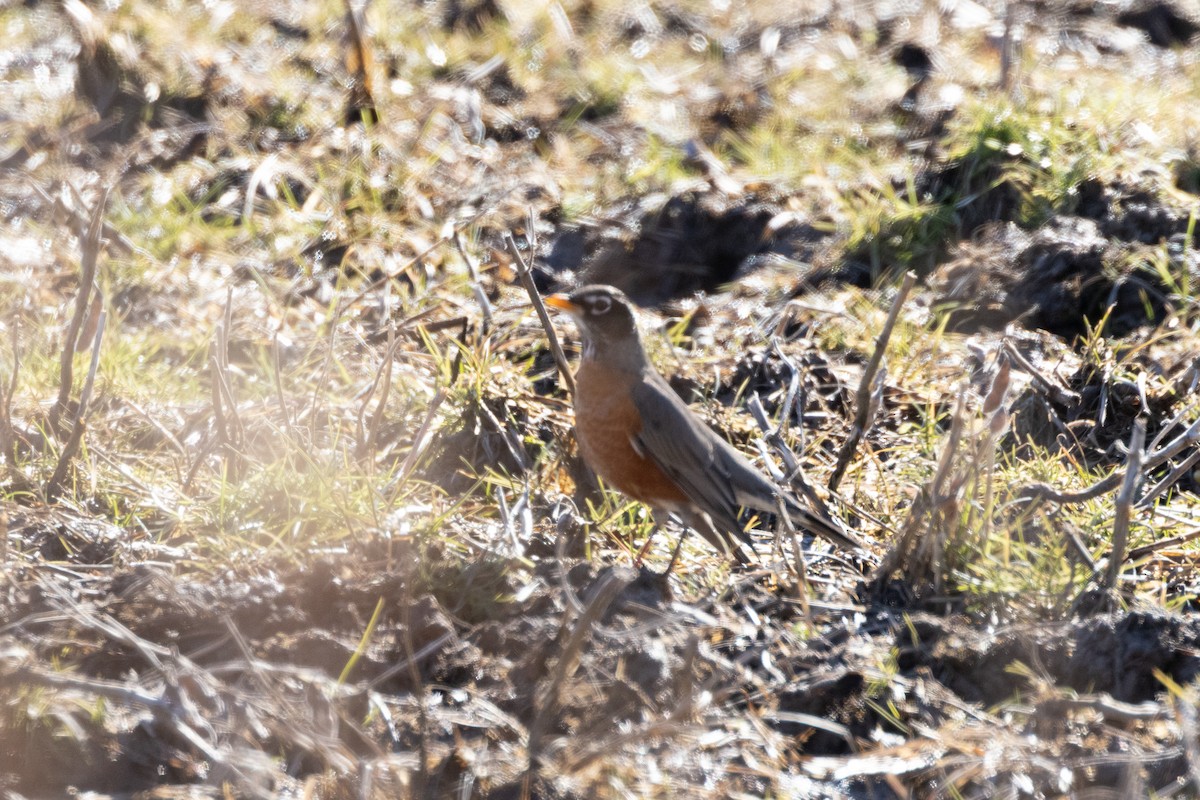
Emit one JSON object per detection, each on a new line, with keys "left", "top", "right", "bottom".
{"left": 591, "top": 296, "right": 612, "bottom": 314}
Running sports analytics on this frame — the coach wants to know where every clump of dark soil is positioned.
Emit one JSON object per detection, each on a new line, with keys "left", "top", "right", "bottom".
{"left": 1006, "top": 338, "right": 1198, "bottom": 477}
{"left": 900, "top": 610, "right": 1200, "bottom": 705}
{"left": 930, "top": 215, "right": 1185, "bottom": 339}
{"left": 543, "top": 189, "right": 824, "bottom": 305}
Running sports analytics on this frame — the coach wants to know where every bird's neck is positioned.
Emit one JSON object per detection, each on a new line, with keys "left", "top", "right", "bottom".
{"left": 581, "top": 333, "right": 650, "bottom": 374}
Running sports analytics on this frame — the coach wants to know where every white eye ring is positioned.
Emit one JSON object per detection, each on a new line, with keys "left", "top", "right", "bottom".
{"left": 592, "top": 296, "right": 612, "bottom": 314}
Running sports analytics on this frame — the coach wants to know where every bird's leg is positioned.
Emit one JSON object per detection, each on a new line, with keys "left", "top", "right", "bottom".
{"left": 632, "top": 508, "right": 664, "bottom": 568}
{"left": 663, "top": 528, "right": 689, "bottom": 575}
{"left": 633, "top": 529, "right": 659, "bottom": 567}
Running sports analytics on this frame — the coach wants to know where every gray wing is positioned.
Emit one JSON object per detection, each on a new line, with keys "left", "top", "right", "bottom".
{"left": 632, "top": 372, "right": 865, "bottom": 552}
{"left": 628, "top": 373, "right": 769, "bottom": 540}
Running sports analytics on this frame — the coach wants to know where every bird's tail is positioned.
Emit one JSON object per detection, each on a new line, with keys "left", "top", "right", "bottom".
{"left": 782, "top": 497, "right": 865, "bottom": 552}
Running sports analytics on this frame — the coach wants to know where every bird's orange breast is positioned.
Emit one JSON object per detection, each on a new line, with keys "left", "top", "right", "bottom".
{"left": 573, "top": 360, "right": 689, "bottom": 506}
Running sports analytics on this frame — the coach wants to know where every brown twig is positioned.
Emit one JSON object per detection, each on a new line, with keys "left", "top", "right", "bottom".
{"left": 210, "top": 290, "right": 244, "bottom": 480}
{"left": 1035, "top": 693, "right": 1163, "bottom": 724}
{"left": 46, "top": 311, "right": 106, "bottom": 501}
{"left": 1137, "top": 446, "right": 1200, "bottom": 509}
{"left": 1019, "top": 473, "right": 1123, "bottom": 505}
{"left": 272, "top": 333, "right": 298, "bottom": 442}
{"left": 386, "top": 388, "right": 447, "bottom": 505}
{"left": 1148, "top": 400, "right": 1198, "bottom": 453}
{"left": 51, "top": 186, "right": 108, "bottom": 433}
{"left": 454, "top": 230, "right": 493, "bottom": 327}
{"left": 1127, "top": 526, "right": 1200, "bottom": 560}
{"left": 1146, "top": 414, "right": 1200, "bottom": 467}
{"left": 1021, "top": 414, "right": 1199, "bottom": 507}
{"left": 1105, "top": 419, "right": 1146, "bottom": 592}
{"left": 829, "top": 271, "right": 915, "bottom": 492}
{"left": 356, "top": 326, "right": 399, "bottom": 460}
{"left": 1002, "top": 338, "right": 1081, "bottom": 407}
{"left": 506, "top": 232, "right": 576, "bottom": 395}
{"left": 0, "top": 322, "right": 16, "bottom": 466}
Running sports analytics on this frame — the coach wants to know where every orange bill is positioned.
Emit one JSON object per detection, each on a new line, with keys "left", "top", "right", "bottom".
{"left": 543, "top": 294, "right": 578, "bottom": 312}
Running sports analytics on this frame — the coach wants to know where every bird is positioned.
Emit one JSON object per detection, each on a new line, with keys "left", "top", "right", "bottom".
{"left": 543, "top": 284, "right": 864, "bottom": 569}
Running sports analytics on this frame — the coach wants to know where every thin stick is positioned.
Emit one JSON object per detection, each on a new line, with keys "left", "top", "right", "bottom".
{"left": 454, "top": 230, "right": 493, "bottom": 327}
{"left": 1145, "top": 415, "right": 1200, "bottom": 467}
{"left": 1137, "top": 447, "right": 1200, "bottom": 509}
{"left": 51, "top": 187, "right": 108, "bottom": 432}
{"left": 272, "top": 333, "right": 297, "bottom": 441}
{"left": 1036, "top": 694, "right": 1163, "bottom": 724}
{"left": 0, "top": 322, "right": 15, "bottom": 465}
{"left": 1105, "top": 420, "right": 1146, "bottom": 592}
{"left": 1021, "top": 413, "right": 1199, "bottom": 507}
{"left": 829, "top": 271, "right": 915, "bottom": 492}
{"left": 1003, "top": 338, "right": 1081, "bottom": 406}
{"left": 1019, "top": 473, "right": 1123, "bottom": 505}
{"left": 1148, "top": 399, "right": 1197, "bottom": 453}
{"left": 1127, "top": 527, "right": 1200, "bottom": 560}
{"left": 386, "top": 388, "right": 447, "bottom": 505}
{"left": 46, "top": 311, "right": 106, "bottom": 501}
{"left": 357, "top": 326, "right": 399, "bottom": 460}
{"left": 506, "top": 232, "right": 576, "bottom": 395}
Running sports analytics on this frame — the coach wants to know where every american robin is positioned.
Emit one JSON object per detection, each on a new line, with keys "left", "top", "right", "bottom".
{"left": 544, "top": 284, "right": 864, "bottom": 566}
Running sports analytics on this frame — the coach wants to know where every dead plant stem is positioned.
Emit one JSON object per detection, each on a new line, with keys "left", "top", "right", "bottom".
{"left": 830, "top": 271, "right": 915, "bottom": 492}
{"left": 507, "top": 232, "right": 576, "bottom": 396}
{"left": 46, "top": 310, "right": 106, "bottom": 501}
{"left": 52, "top": 186, "right": 108, "bottom": 433}
{"left": 1105, "top": 419, "right": 1146, "bottom": 592}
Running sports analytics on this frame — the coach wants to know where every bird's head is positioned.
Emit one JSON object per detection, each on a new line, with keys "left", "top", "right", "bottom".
{"left": 544, "top": 284, "right": 644, "bottom": 365}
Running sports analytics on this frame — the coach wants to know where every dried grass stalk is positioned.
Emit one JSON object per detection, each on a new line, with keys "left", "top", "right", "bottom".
{"left": 829, "top": 271, "right": 916, "bottom": 492}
